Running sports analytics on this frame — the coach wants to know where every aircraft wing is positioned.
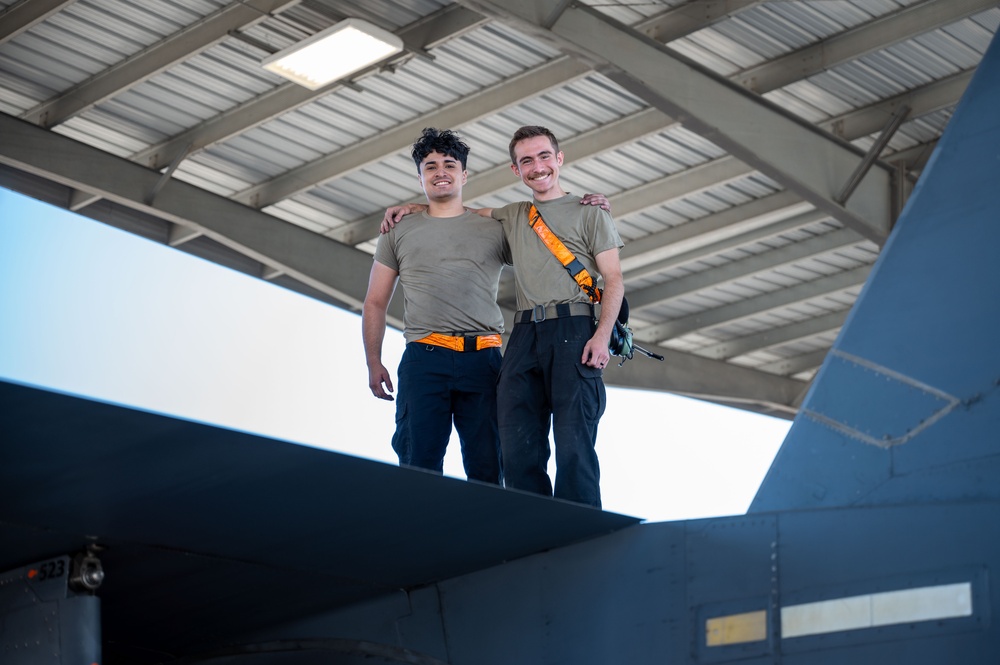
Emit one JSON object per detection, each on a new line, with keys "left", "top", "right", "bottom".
{"left": 0, "top": 379, "right": 639, "bottom": 658}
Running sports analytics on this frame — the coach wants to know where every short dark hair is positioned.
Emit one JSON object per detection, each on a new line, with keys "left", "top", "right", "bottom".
{"left": 508, "top": 125, "right": 560, "bottom": 165}
{"left": 411, "top": 128, "right": 470, "bottom": 172}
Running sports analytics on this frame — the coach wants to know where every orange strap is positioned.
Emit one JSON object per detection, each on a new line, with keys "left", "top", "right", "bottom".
{"left": 528, "top": 204, "right": 601, "bottom": 303}
{"left": 416, "top": 332, "right": 502, "bottom": 352}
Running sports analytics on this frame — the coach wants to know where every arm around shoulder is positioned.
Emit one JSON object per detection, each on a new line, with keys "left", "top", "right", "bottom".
{"left": 381, "top": 202, "right": 427, "bottom": 234}
{"left": 465, "top": 206, "right": 496, "bottom": 220}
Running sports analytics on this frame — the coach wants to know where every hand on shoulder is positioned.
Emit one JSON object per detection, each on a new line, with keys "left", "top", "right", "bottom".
{"left": 380, "top": 203, "right": 427, "bottom": 234}
{"left": 580, "top": 193, "right": 611, "bottom": 212}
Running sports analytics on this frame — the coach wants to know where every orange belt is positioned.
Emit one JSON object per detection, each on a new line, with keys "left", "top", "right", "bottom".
{"left": 415, "top": 332, "right": 502, "bottom": 352}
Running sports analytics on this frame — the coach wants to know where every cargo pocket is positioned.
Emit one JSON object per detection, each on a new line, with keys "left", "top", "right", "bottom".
{"left": 391, "top": 400, "right": 410, "bottom": 463}
{"left": 575, "top": 361, "right": 607, "bottom": 422}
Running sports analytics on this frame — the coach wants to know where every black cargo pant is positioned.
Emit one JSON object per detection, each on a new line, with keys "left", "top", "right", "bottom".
{"left": 497, "top": 314, "right": 606, "bottom": 507}
{"left": 391, "top": 343, "right": 503, "bottom": 485}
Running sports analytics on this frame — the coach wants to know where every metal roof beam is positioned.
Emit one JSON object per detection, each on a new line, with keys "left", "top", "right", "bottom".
{"left": 454, "top": 0, "right": 894, "bottom": 244}
{"left": 68, "top": 188, "right": 100, "bottom": 211}
{"left": 226, "top": 1, "right": 760, "bottom": 211}
{"left": 604, "top": 348, "right": 803, "bottom": 416}
{"left": 757, "top": 349, "right": 829, "bottom": 377}
{"left": 392, "top": 2, "right": 489, "bottom": 55}
{"left": 0, "top": 113, "right": 382, "bottom": 316}
{"left": 820, "top": 69, "right": 973, "bottom": 140}
{"left": 623, "top": 210, "right": 832, "bottom": 288}
{"left": 636, "top": 0, "right": 763, "bottom": 44}
{"left": 611, "top": 156, "right": 755, "bottom": 220}
{"left": 232, "top": 56, "right": 592, "bottom": 207}
{"left": 612, "top": 65, "right": 969, "bottom": 263}
{"left": 694, "top": 309, "right": 849, "bottom": 360}
{"left": 620, "top": 192, "right": 812, "bottom": 274}
{"left": 131, "top": 4, "right": 489, "bottom": 170}
{"left": 627, "top": 227, "right": 862, "bottom": 311}
{"left": 561, "top": 8, "right": 977, "bottom": 224}
{"left": 0, "top": 0, "right": 75, "bottom": 45}
{"left": 19, "top": 0, "right": 296, "bottom": 128}
{"left": 638, "top": 265, "right": 870, "bottom": 343}
{"left": 735, "top": 0, "right": 999, "bottom": 92}
{"left": 168, "top": 223, "right": 202, "bottom": 248}
{"left": 606, "top": 68, "right": 966, "bottom": 264}
{"left": 600, "top": 65, "right": 967, "bottom": 245}
{"left": 885, "top": 139, "right": 939, "bottom": 170}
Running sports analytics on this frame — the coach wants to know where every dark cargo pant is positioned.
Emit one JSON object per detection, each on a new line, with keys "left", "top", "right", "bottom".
{"left": 497, "top": 314, "right": 606, "bottom": 507}
{"left": 392, "top": 342, "right": 502, "bottom": 484}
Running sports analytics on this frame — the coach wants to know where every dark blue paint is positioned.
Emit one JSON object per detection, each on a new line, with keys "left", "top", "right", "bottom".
{"left": 752, "top": 28, "right": 1000, "bottom": 513}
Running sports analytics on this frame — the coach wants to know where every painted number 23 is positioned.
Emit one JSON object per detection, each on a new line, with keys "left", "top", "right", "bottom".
{"left": 37, "top": 559, "right": 66, "bottom": 580}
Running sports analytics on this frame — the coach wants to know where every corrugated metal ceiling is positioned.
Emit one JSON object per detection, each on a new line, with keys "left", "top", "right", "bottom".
{"left": 1, "top": 0, "right": 997, "bottom": 416}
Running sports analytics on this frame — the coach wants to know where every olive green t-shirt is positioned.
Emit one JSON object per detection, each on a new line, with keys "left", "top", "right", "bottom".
{"left": 374, "top": 211, "right": 512, "bottom": 343}
{"left": 492, "top": 195, "right": 623, "bottom": 311}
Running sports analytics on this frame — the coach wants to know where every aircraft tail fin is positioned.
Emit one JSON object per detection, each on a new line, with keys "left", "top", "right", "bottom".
{"left": 751, "top": 29, "right": 1000, "bottom": 512}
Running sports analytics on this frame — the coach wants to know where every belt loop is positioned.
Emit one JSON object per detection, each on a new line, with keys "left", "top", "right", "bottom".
{"left": 532, "top": 304, "right": 546, "bottom": 322}
{"left": 464, "top": 336, "right": 476, "bottom": 352}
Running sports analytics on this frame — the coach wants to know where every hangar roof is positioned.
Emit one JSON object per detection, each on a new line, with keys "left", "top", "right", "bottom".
{"left": 1, "top": 0, "right": 996, "bottom": 417}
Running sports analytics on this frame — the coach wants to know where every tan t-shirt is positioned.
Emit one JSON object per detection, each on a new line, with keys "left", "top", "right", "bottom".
{"left": 493, "top": 195, "right": 623, "bottom": 311}
{"left": 374, "top": 211, "right": 512, "bottom": 343}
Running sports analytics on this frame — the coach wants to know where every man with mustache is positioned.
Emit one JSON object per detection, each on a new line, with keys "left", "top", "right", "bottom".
{"left": 382, "top": 126, "right": 623, "bottom": 507}
{"left": 488, "top": 125, "right": 623, "bottom": 508}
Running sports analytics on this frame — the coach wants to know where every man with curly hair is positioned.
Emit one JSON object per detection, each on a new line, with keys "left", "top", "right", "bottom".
{"left": 363, "top": 128, "right": 510, "bottom": 484}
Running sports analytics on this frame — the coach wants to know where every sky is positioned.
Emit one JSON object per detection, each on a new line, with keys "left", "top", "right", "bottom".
{"left": 0, "top": 187, "right": 792, "bottom": 522}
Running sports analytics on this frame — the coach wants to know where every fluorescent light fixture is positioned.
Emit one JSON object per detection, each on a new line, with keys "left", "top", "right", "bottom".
{"left": 262, "top": 18, "right": 403, "bottom": 90}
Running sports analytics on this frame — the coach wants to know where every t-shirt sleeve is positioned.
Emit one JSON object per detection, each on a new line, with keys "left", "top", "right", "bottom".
{"left": 589, "top": 207, "right": 624, "bottom": 255}
{"left": 491, "top": 201, "right": 523, "bottom": 224}
{"left": 373, "top": 229, "right": 399, "bottom": 271}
